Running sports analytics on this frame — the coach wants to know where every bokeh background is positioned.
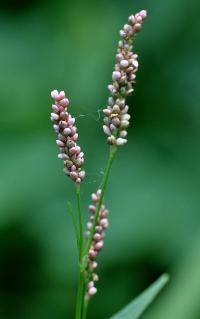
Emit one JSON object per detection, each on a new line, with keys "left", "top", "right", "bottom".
{"left": 0, "top": 0, "right": 200, "bottom": 318}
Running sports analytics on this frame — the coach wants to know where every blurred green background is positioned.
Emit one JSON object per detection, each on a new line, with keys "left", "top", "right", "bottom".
{"left": 0, "top": 0, "right": 200, "bottom": 318}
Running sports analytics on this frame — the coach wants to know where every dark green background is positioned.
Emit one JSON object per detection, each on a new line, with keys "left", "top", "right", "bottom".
{"left": 0, "top": 0, "right": 200, "bottom": 318}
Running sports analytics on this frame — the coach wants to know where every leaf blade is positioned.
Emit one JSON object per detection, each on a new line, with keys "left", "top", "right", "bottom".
{"left": 110, "top": 273, "right": 169, "bottom": 319}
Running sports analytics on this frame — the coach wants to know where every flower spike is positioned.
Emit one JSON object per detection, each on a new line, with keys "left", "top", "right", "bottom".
{"left": 85, "top": 189, "right": 109, "bottom": 298}
{"left": 103, "top": 10, "right": 147, "bottom": 146}
{"left": 50, "top": 90, "right": 85, "bottom": 184}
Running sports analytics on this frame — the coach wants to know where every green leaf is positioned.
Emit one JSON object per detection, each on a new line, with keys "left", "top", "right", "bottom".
{"left": 110, "top": 273, "right": 169, "bottom": 319}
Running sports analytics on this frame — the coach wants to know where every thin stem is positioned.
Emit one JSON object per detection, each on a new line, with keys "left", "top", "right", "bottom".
{"left": 76, "top": 146, "right": 117, "bottom": 318}
{"left": 82, "top": 298, "right": 89, "bottom": 319}
{"left": 83, "top": 145, "right": 117, "bottom": 261}
{"left": 76, "top": 184, "right": 83, "bottom": 261}
{"left": 67, "top": 201, "right": 79, "bottom": 251}
{"left": 75, "top": 184, "right": 85, "bottom": 319}
{"left": 75, "top": 271, "right": 85, "bottom": 319}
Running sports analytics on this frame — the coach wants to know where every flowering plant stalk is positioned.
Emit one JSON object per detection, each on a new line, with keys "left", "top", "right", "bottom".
{"left": 49, "top": 9, "right": 169, "bottom": 319}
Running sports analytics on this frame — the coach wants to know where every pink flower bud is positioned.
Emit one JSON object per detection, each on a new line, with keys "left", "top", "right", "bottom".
{"left": 112, "top": 117, "right": 120, "bottom": 127}
{"left": 89, "top": 250, "right": 97, "bottom": 259}
{"left": 68, "top": 118, "right": 75, "bottom": 125}
{"left": 134, "top": 23, "right": 142, "bottom": 32}
{"left": 99, "top": 218, "right": 109, "bottom": 228}
{"left": 100, "top": 209, "right": 108, "bottom": 218}
{"left": 112, "top": 71, "right": 121, "bottom": 81}
{"left": 128, "top": 15, "right": 136, "bottom": 25}
{"left": 88, "top": 287, "right": 97, "bottom": 296}
{"left": 76, "top": 177, "right": 81, "bottom": 184}
{"left": 120, "top": 60, "right": 129, "bottom": 68}
{"left": 132, "top": 60, "right": 139, "bottom": 68}
{"left": 63, "top": 128, "right": 71, "bottom": 136}
{"left": 95, "top": 241, "right": 104, "bottom": 251}
{"left": 96, "top": 189, "right": 101, "bottom": 197}
{"left": 119, "top": 30, "right": 126, "bottom": 37}
{"left": 70, "top": 171, "right": 78, "bottom": 179}
{"left": 89, "top": 205, "right": 96, "bottom": 213}
{"left": 91, "top": 193, "right": 98, "bottom": 202}
{"left": 51, "top": 90, "right": 59, "bottom": 100}
{"left": 59, "top": 98, "right": 69, "bottom": 107}
{"left": 140, "top": 10, "right": 147, "bottom": 19}
{"left": 72, "top": 133, "right": 78, "bottom": 141}
{"left": 103, "top": 109, "right": 112, "bottom": 116}
{"left": 94, "top": 233, "right": 101, "bottom": 242}
{"left": 56, "top": 140, "right": 65, "bottom": 147}
{"left": 58, "top": 153, "right": 68, "bottom": 160}
{"left": 52, "top": 104, "right": 59, "bottom": 112}
{"left": 88, "top": 281, "right": 94, "bottom": 289}
{"left": 51, "top": 113, "right": 59, "bottom": 121}
{"left": 58, "top": 91, "right": 65, "bottom": 100}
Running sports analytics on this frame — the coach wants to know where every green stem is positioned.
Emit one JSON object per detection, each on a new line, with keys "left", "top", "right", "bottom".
{"left": 75, "top": 184, "right": 85, "bottom": 319}
{"left": 67, "top": 201, "right": 79, "bottom": 251}
{"left": 76, "top": 184, "right": 83, "bottom": 261}
{"left": 83, "top": 145, "right": 117, "bottom": 261}
{"left": 82, "top": 298, "right": 89, "bottom": 319}
{"left": 75, "top": 270, "right": 85, "bottom": 319}
{"left": 75, "top": 145, "right": 117, "bottom": 318}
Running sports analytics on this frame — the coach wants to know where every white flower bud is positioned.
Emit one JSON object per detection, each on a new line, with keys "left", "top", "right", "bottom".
{"left": 112, "top": 104, "right": 120, "bottom": 113}
{"left": 122, "top": 114, "right": 131, "bottom": 121}
{"left": 120, "top": 130, "right": 127, "bottom": 138}
{"left": 87, "top": 222, "right": 93, "bottom": 230}
{"left": 121, "top": 105, "right": 129, "bottom": 114}
{"left": 103, "top": 125, "right": 111, "bottom": 136}
{"left": 132, "top": 60, "right": 139, "bottom": 68}
{"left": 119, "top": 30, "right": 126, "bottom": 37}
{"left": 116, "top": 138, "right": 127, "bottom": 146}
{"left": 53, "top": 124, "right": 59, "bottom": 133}
{"left": 88, "top": 281, "right": 94, "bottom": 289}
{"left": 121, "top": 120, "right": 129, "bottom": 128}
{"left": 58, "top": 153, "right": 68, "bottom": 160}
{"left": 107, "top": 135, "right": 116, "bottom": 145}
{"left": 79, "top": 170, "right": 85, "bottom": 180}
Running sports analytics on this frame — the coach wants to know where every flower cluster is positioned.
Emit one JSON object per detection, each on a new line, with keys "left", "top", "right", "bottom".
{"left": 85, "top": 189, "right": 109, "bottom": 298}
{"left": 103, "top": 10, "right": 147, "bottom": 146}
{"left": 50, "top": 90, "right": 85, "bottom": 184}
